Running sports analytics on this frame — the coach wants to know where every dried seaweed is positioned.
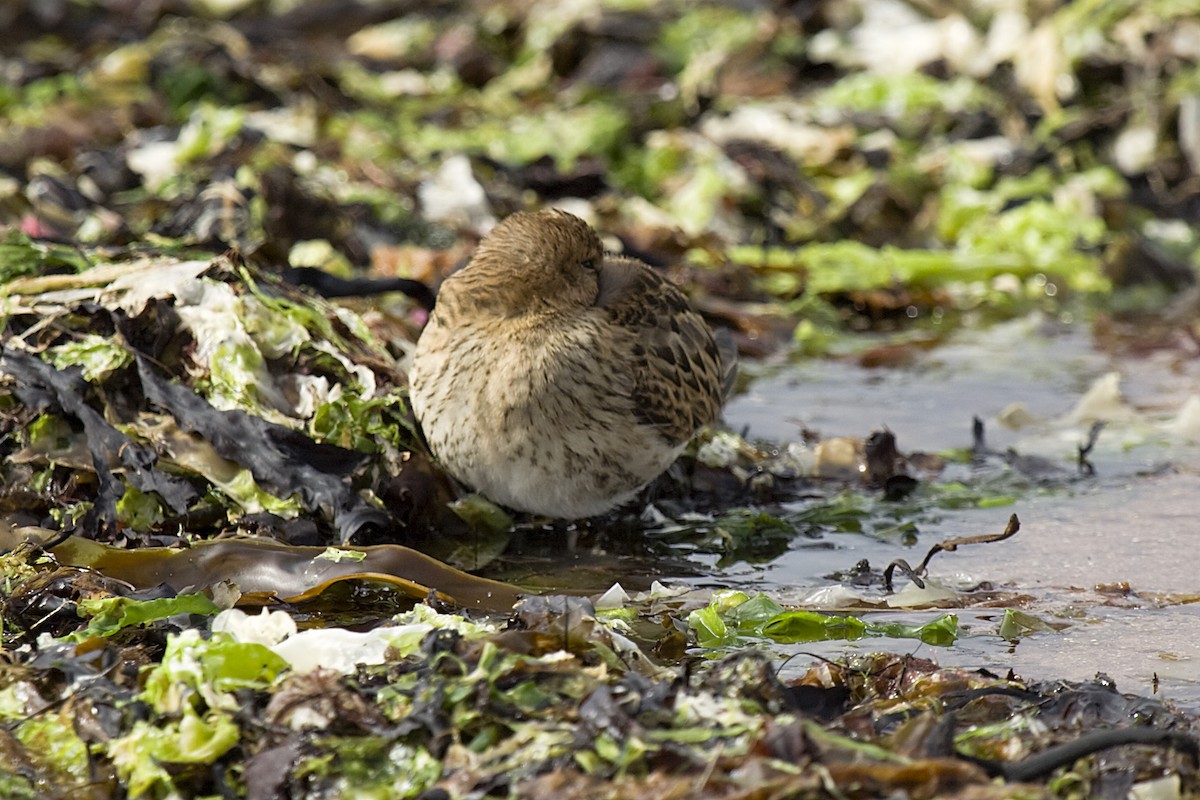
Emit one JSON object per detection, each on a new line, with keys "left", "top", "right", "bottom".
{"left": 0, "top": 525, "right": 523, "bottom": 612}
{"left": 135, "top": 357, "right": 388, "bottom": 543}
{"left": 0, "top": 349, "right": 199, "bottom": 532}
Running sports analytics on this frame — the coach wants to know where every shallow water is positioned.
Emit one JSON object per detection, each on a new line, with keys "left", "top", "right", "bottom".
{"left": 719, "top": 314, "right": 1200, "bottom": 708}
{"left": 728, "top": 314, "right": 1199, "bottom": 453}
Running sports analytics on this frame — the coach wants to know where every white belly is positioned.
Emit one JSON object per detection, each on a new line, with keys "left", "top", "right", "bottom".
{"left": 409, "top": 321, "right": 679, "bottom": 518}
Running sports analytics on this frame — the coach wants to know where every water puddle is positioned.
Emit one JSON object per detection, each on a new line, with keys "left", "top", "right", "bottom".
{"left": 721, "top": 315, "right": 1200, "bottom": 707}
{"left": 725, "top": 477, "right": 1200, "bottom": 711}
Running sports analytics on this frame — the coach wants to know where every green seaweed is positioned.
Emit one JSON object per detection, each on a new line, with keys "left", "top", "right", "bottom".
{"left": 71, "top": 592, "right": 220, "bottom": 641}
{"left": 688, "top": 590, "right": 958, "bottom": 648}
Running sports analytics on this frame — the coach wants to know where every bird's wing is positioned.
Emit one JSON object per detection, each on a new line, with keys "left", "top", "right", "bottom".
{"left": 596, "top": 257, "right": 727, "bottom": 446}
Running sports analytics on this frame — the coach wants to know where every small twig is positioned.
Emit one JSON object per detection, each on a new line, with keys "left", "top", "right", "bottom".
{"left": 882, "top": 559, "right": 925, "bottom": 593}
{"left": 884, "top": 514, "right": 1020, "bottom": 593}
{"left": 971, "top": 416, "right": 987, "bottom": 453}
{"left": 1077, "top": 421, "right": 1105, "bottom": 477}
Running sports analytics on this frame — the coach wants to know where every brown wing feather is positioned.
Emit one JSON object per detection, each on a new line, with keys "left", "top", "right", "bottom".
{"left": 596, "top": 257, "right": 727, "bottom": 446}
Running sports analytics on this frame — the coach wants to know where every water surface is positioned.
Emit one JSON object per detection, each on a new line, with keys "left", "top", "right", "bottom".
{"left": 720, "top": 315, "right": 1200, "bottom": 707}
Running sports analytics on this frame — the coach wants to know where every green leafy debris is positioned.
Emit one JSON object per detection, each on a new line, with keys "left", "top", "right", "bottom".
{"left": 764, "top": 609, "right": 959, "bottom": 646}
{"left": 114, "top": 483, "right": 167, "bottom": 531}
{"left": 398, "top": 103, "right": 630, "bottom": 171}
{"left": 0, "top": 775, "right": 37, "bottom": 800}
{"left": 71, "top": 592, "right": 221, "bottom": 641}
{"left": 997, "top": 608, "right": 1063, "bottom": 640}
{"left": 294, "top": 737, "right": 441, "bottom": 800}
{"left": 310, "top": 388, "right": 412, "bottom": 452}
{"left": 709, "top": 508, "right": 794, "bottom": 563}
{"left": 140, "top": 629, "right": 288, "bottom": 714}
{"left": 0, "top": 231, "right": 90, "bottom": 283}
{"left": 24, "top": 413, "right": 76, "bottom": 455}
{"left": 317, "top": 546, "right": 368, "bottom": 563}
{"left": 818, "top": 72, "right": 999, "bottom": 131}
{"left": 108, "top": 710, "right": 241, "bottom": 798}
{"left": 731, "top": 239, "right": 1110, "bottom": 299}
{"left": 449, "top": 493, "right": 514, "bottom": 537}
{"left": 13, "top": 713, "right": 90, "bottom": 782}
{"left": 688, "top": 590, "right": 958, "bottom": 648}
{"left": 45, "top": 334, "right": 133, "bottom": 382}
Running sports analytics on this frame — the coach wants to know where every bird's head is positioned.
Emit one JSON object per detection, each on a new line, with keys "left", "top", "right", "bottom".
{"left": 449, "top": 209, "right": 604, "bottom": 316}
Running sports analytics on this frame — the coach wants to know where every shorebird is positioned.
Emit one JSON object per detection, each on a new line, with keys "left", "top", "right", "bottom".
{"left": 408, "top": 209, "right": 732, "bottom": 519}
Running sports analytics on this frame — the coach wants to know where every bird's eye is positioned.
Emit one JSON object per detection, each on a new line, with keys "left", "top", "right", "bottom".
{"left": 581, "top": 258, "right": 597, "bottom": 271}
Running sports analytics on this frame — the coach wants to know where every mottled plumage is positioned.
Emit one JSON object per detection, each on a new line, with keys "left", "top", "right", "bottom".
{"left": 408, "top": 209, "right": 732, "bottom": 518}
